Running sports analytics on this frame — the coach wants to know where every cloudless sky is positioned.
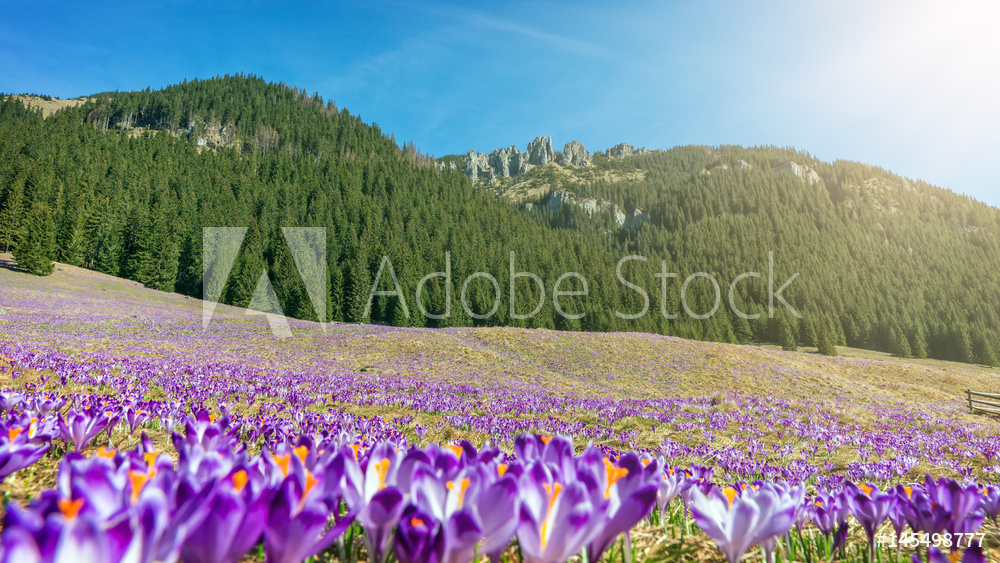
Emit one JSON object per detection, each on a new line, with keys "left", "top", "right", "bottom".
{"left": 2, "top": 0, "right": 998, "bottom": 205}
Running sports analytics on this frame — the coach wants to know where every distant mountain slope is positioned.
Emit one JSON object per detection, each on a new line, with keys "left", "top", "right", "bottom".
{"left": 0, "top": 75, "right": 998, "bottom": 365}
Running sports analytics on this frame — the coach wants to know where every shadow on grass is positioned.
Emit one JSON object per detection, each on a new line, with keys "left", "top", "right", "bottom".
{"left": 0, "top": 253, "right": 39, "bottom": 275}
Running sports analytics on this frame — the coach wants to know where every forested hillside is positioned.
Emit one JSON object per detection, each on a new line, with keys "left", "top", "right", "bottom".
{"left": 1, "top": 75, "right": 998, "bottom": 365}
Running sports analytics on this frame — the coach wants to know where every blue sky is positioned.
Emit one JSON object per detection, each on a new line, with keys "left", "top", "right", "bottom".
{"left": 2, "top": 0, "right": 998, "bottom": 205}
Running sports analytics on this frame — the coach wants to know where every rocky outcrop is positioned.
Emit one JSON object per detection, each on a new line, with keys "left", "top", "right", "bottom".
{"left": 464, "top": 150, "right": 488, "bottom": 179}
{"left": 464, "top": 150, "right": 495, "bottom": 184}
{"left": 546, "top": 190, "right": 576, "bottom": 215}
{"left": 772, "top": 161, "right": 821, "bottom": 185}
{"left": 735, "top": 160, "right": 752, "bottom": 171}
{"left": 603, "top": 142, "right": 650, "bottom": 159}
{"left": 509, "top": 148, "right": 529, "bottom": 176}
{"left": 611, "top": 206, "right": 626, "bottom": 227}
{"left": 556, "top": 140, "right": 591, "bottom": 167}
{"left": 627, "top": 208, "right": 648, "bottom": 229}
{"left": 543, "top": 190, "right": 639, "bottom": 229}
{"left": 488, "top": 147, "right": 512, "bottom": 178}
{"left": 487, "top": 146, "right": 529, "bottom": 178}
{"left": 446, "top": 137, "right": 647, "bottom": 183}
{"left": 526, "top": 136, "right": 555, "bottom": 166}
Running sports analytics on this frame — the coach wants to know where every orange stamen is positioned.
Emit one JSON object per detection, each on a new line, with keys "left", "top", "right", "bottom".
{"left": 603, "top": 458, "right": 629, "bottom": 499}
{"left": 540, "top": 482, "right": 564, "bottom": 548}
{"left": 232, "top": 470, "right": 249, "bottom": 492}
{"left": 96, "top": 447, "right": 116, "bottom": 459}
{"left": 497, "top": 463, "right": 509, "bottom": 478}
{"left": 275, "top": 453, "right": 291, "bottom": 477}
{"left": 411, "top": 517, "right": 426, "bottom": 527}
{"left": 447, "top": 478, "right": 471, "bottom": 509}
{"left": 540, "top": 436, "right": 552, "bottom": 445}
{"left": 350, "top": 444, "right": 361, "bottom": 460}
{"left": 58, "top": 498, "right": 85, "bottom": 520}
{"left": 7, "top": 428, "right": 22, "bottom": 441}
{"left": 293, "top": 445, "right": 310, "bottom": 463}
{"left": 296, "top": 470, "right": 320, "bottom": 513}
{"left": 129, "top": 470, "right": 153, "bottom": 504}
{"left": 723, "top": 487, "right": 739, "bottom": 507}
{"left": 444, "top": 444, "right": 464, "bottom": 458}
{"left": 860, "top": 484, "right": 874, "bottom": 496}
{"left": 374, "top": 458, "right": 390, "bottom": 490}
{"left": 143, "top": 451, "right": 158, "bottom": 469}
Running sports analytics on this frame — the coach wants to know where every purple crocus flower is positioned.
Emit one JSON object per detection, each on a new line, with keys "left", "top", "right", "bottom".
{"left": 516, "top": 463, "right": 595, "bottom": 563}
{"left": 58, "top": 411, "right": 110, "bottom": 451}
{"left": 690, "top": 484, "right": 798, "bottom": 563}
{"left": 980, "top": 484, "right": 1000, "bottom": 524}
{"left": 918, "top": 544, "right": 985, "bottom": 563}
{"left": 180, "top": 468, "right": 274, "bottom": 563}
{"left": 583, "top": 453, "right": 658, "bottom": 562}
{"left": 656, "top": 464, "right": 688, "bottom": 514}
{"left": 847, "top": 482, "right": 895, "bottom": 554}
{"left": 264, "top": 469, "right": 355, "bottom": 563}
{"left": 0, "top": 426, "right": 50, "bottom": 482}
{"left": 395, "top": 507, "right": 445, "bottom": 563}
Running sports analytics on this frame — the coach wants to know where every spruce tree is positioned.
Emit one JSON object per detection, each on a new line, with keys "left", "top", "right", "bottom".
{"left": 816, "top": 317, "right": 837, "bottom": 356}
{"left": 890, "top": 326, "right": 912, "bottom": 358}
{"left": 0, "top": 178, "right": 25, "bottom": 254}
{"left": 13, "top": 202, "right": 56, "bottom": 276}
{"left": 779, "top": 318, "right": 798, "bottom": 351}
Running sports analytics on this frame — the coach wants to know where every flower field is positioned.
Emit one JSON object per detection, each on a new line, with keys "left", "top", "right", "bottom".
{"left": 0, "top": 259, "right": 999, "bottom": 562}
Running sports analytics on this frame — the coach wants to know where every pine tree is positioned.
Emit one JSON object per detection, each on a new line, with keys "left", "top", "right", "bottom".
{"left": 0, "top": 178, "right": 25, "bottom": 254}
{"left": 973, "top": 333, "right": 1000, "bottom": 367}
{"left": 890, "top": 326, "right": 912, "bottom": 358}
{"left": 909, "top": 328, "right": 928, "bottom": 359}
{"left": 816, "top": 317, "right": 837, "bottom": 356}
{"left": 346, "top": 247, "right": 371, "bottom": 323}
{"left": 779, "top": 318, "right": 797, "bottom": 351}
{"left": 12, "top": 202, "right": 56, "bottom": 276}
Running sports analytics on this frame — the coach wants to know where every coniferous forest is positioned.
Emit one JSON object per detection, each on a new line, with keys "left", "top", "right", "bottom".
{"left": 1, "top": 75, "right": 999, "bottom": 365}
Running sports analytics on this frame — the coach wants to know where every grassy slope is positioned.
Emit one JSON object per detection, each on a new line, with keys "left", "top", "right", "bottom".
{"left": 2, "top": 253, "right": 996, "bottom": 422}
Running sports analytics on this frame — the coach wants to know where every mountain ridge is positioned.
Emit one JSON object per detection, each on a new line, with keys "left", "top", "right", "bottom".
{"left": 2, "top": 75, "right": 999, "bottom": 367}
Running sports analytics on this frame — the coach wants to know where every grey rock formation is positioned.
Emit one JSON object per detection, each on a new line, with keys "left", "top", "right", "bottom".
{"left": 611, "top": 206, "right": 626, "bottom": 227}
{"left": 489, "top": 147, "right": 512, "bottom": 178}
{"left": 627, "top": 208, "right": 649, "bottom": 229}
{"left": 526, "top": 136, "right": 555, "bottom": 166}
{"left": 488, "top": 145, "right": 529, "bottom": 178}
{"left": 464, "top": 150, "right": 491, "bottom": 182}
{"left": 510, "top": 148, "right": 529, "bottom": 176}
{"left": 544, "top": 190, "right": 633, "bottom": 228}
{"left": 772, "top": 161, "right": 821, "bottom": 185}
{"left": 547, "top": 190, "right": 577, "bottom": 214}
{"left": 735, "top": 160, "right": 752, "bottom": 171}
{"left": 605, "top": 142, "right": 635, "bottom": 159}
{"left": 602, "top": 142, "right": 650, "bottom": 159}
{"left": 556, "top": 140, "right": 591, "bottom": 167}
